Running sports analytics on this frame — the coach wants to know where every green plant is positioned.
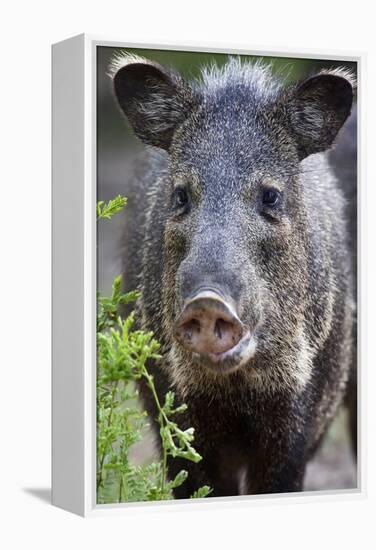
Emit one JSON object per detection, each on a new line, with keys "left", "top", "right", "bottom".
{"left": 97, "top": 195, "right": 127, "bottom": 220}
{"left": 96, "top": 197, "right": 211, "bottom": 503}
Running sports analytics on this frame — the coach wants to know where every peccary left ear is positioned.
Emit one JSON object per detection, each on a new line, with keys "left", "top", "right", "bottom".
{"left": 110, "top": 54, "right": 196, "bottom": 150}
{"left": 286, "top": 70, "right": 355, "bottom": 160}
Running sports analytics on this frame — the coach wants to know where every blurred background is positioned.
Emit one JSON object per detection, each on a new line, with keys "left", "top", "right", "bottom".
{"left": 97, "top": 46, "right": 357, "bottom": 492}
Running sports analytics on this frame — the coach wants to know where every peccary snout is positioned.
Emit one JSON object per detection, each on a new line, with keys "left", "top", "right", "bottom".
{"left": 174, "top": 290, "right": 245, "bottom": 355}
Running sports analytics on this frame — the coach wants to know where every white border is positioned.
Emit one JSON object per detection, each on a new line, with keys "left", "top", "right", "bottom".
{"left": 54, "top": 34, "right": 365, "bottom": 517}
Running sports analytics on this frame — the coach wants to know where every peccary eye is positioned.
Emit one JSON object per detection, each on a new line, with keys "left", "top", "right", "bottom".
{"left": 173, "top": 187, "right": 189, "bottom": 210}
{"left": 262, "top": 188, "right": 281, "bottom": 208}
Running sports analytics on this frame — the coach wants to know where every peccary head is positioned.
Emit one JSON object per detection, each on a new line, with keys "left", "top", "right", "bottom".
{"left": 111, "top": 54, "right": 354, "bottom": 383}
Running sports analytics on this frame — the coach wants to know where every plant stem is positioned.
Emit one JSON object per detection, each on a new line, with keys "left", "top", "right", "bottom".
{"left": 140, "top": 364, "right": 169, "bottom": 496}
{"left": 119, "top": 474, "right": 124, "bottom": 503}
{"left": 97, "top": 382, "right": 119, "bottom": 491}
{"left": 161, "top": 439, "right": 167, "bottom": 496}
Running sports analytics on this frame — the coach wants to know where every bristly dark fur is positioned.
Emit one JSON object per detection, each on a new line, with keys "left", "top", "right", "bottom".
{"left": 111, "top": 54, "right": 357, "bottom": 497}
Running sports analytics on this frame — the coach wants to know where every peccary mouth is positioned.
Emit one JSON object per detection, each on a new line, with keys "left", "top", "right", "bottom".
{"left": 192, "top": 330, "right": 257, "bottom": 374}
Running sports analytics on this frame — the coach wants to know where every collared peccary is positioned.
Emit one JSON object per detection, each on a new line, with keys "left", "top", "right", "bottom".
{"left": 110, "top": 54, "right": 356, "bottom": 496}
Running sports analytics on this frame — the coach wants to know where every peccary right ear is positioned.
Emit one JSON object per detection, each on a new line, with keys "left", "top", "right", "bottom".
{"left": 110, "top": 54, "right": 196, "bottom": 150}
{"left": 285, "top": 69, "right": 355, "bottom": 160}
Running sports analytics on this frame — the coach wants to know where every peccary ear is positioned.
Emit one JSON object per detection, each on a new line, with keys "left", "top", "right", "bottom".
{"left": 286, "top": 70, "right": 355, "bottom": 160}
{"left": 110, "top": 54, "right": 195, "bottom": 150}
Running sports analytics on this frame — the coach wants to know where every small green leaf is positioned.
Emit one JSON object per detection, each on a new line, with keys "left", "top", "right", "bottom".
{"left": 97, "top": 195, "right": 127, "bottom": 221}
{"left": 190, "top": 486, "right": 212, "bottom": 499}
{"left": 169, "top": 470, "right": 189, "bottom": 489}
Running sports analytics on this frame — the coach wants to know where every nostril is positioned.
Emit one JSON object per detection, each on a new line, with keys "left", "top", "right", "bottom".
{"left": 180, "top": 318, "right": 201, "bottom": 342}
{"left": 214, "top": 318, "right": 232, "bottom": 340}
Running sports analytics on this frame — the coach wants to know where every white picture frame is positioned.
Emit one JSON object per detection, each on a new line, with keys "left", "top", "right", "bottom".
{"left": 52, "top": 34, "right": 364, "bottom": 517}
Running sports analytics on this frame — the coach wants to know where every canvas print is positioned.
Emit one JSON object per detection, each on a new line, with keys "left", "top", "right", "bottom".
{"left": 96, "top": 46, "right": 357, "bottom": 504}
